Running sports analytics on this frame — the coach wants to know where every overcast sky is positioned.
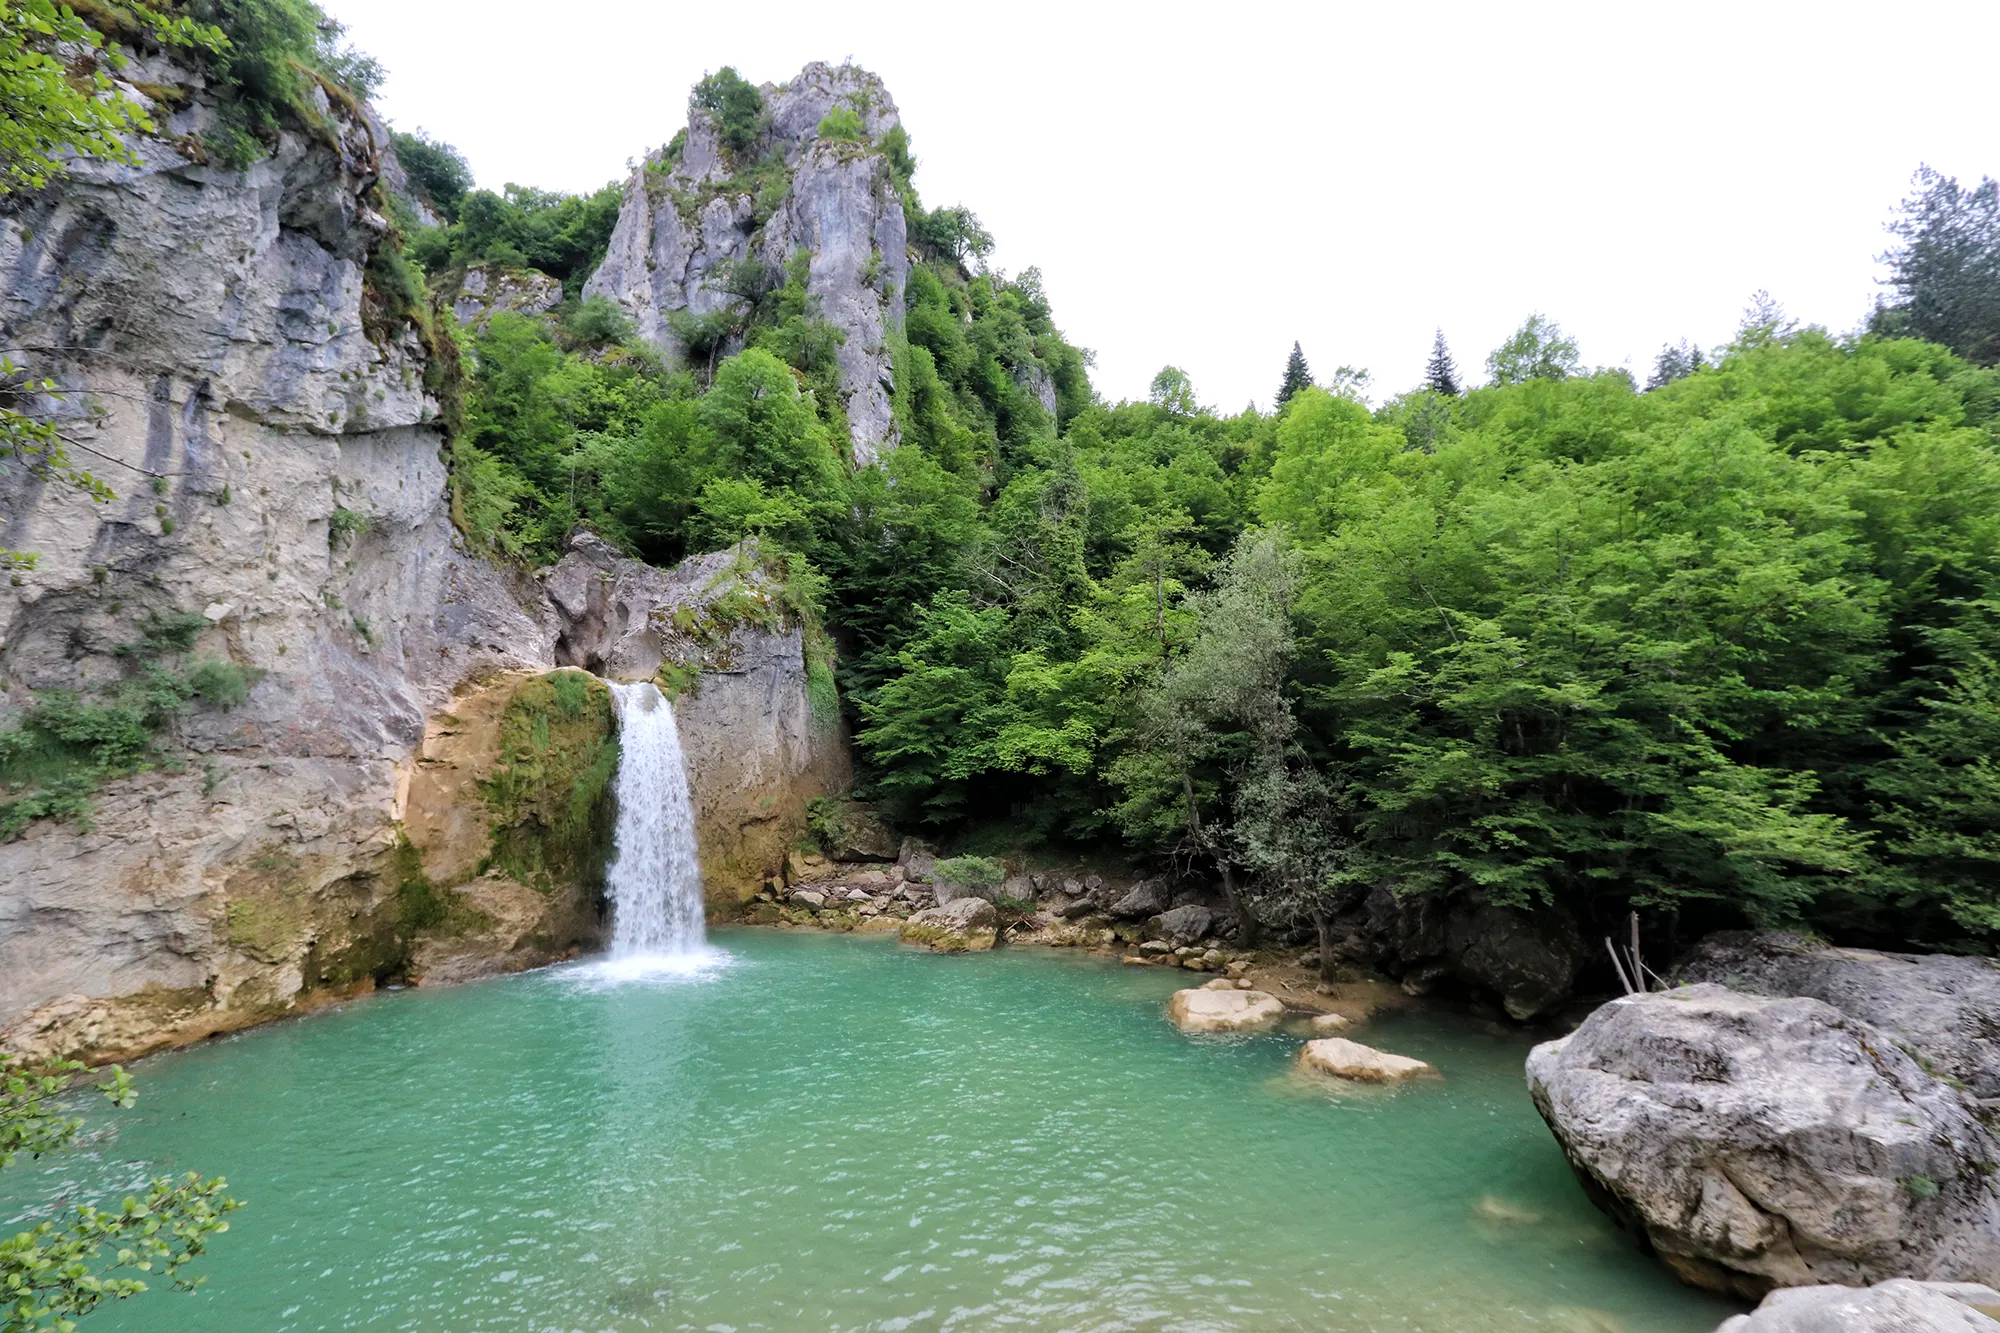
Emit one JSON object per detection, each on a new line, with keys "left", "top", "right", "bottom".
{"left": 330, "top": 0, "right": 2000, "bottom": 411}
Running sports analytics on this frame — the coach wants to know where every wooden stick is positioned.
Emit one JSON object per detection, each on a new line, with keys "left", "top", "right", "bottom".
{"left": 1604, "top": 936, "right": 1637, "bottom": 995}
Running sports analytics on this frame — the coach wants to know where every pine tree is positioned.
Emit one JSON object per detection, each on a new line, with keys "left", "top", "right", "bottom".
{"left": 1646, "top": 340, "right": 1704, "bottom": 391}
{"left": 1275, "top": 342, "right": 1312, "bottom": 409}
{"left": 1424, "top": 329, "right": 1460, "bottom": 396}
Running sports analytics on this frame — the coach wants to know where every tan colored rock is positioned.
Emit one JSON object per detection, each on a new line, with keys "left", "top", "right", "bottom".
{"left": 1310, "top": 1012, "right": 1355, "bottom": 1035}
{"left": 1167, "top": 987, "right": 1286, "bottom": 1034}
{"left": 899, "top": 897, "right": 998, "bottom": 953}
{"left": 1298, "top": 1037, "right": 1437, "bottom": 1083}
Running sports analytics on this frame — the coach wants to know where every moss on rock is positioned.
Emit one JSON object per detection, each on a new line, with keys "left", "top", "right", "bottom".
{"left": 478, "top": 671, "right": 619, "bottom": 895}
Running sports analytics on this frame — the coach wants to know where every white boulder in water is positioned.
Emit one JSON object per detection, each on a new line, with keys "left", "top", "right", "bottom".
{"left": 1297, "top": 1037, "right": 1436, "bottom": 1084}
{"left": 1166, "top": 987, "right": 1284, "bottom": 1034}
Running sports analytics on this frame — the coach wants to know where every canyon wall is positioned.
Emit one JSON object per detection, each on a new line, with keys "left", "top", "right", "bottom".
{"left": 0, "top": 59, "right": 843, "bottom": 1062}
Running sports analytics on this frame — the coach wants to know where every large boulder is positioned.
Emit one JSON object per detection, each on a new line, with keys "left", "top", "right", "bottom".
{"left": 1108, "top": 879, "right": 1166, "bottom": 920}
{"left": 1527, "top": 985, "right": 2000, "bottom": 1299}
{"left": 1716, "top": 1280, "right": 2000, "bottom": 1332}
{"left": 1297, "top": 1037, "right": 1436, "bottom": 1084}
{"left": 899, "top": 897, "right": 997, "bottom": 953}
{"left": 1148, "top": 904, "right": 1214, "bottom": 948}
{"left": 1679, "top": 933, "right": 2000, "bottom": 1102}
{"left": 1166, "top": 987, "right": 1284, "bottom": 1034}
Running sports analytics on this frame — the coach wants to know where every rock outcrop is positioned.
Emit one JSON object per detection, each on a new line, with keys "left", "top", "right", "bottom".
{"left": 0, "top": 57, "right": 575, "bottom": 1062}
{"left": 900, "top": 896, "right": 997, "bottom": 953}
{"left": 1679, "top": 932, "right": 2000, "bottom": 1102}
{"left": 584, "top": 62, "right": 909, "bottom": 462}
{"left": 1716, "top": 1280, "right": 2000, "bottom": 1332}
{"left": 1331, "top": 890, "right": 1585, "bottom": 1021}
{"left": 541, "top": 532, "right": 847, "bottom": 904}
{"left": 451, "top": 264, "right": 562, "bottom": 326}
{"left": 0, "top": 57, "right": 850, "bottom": 1062}
{"left": 1166, "top": 987, "right": 1285, "bottom": 1034}
{"left": 1527, "top": 985, "right": 2000, "bottom": 1299}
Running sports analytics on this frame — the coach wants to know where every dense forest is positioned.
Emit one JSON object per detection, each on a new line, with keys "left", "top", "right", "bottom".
{"left": 5, "top": 0, "right": 1999, "bottom": 961}
{"left": 422, "top": 109, "right": 2000, "bottom": 956}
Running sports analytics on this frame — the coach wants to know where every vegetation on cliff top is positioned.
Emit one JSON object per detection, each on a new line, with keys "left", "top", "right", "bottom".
{"left": 425, "top": 88, "right": 2000, "bottom": 956}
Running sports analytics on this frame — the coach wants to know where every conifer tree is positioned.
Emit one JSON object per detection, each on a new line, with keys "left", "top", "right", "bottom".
{"left": 1275, "top": 342, "right": 1312, "bottom": 408}
{"left": 1424, "top": 329, "right": 1460, "bottom": 396}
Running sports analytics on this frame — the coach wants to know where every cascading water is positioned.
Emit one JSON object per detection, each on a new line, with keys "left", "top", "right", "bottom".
{"left": 603, "top": 681, "right": 709, "bottom": 962}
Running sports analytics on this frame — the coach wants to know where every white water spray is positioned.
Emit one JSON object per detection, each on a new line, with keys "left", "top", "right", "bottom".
{"left": 603, "top": 681, "right": 709, "bottom": 964}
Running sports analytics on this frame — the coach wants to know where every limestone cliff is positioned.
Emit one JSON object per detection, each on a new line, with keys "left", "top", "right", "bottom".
{"left": 584, "top": 62, "right": 909, "bottom": 462}
{"left": 0, "top": 58, "right": 845, "bottom": 1062}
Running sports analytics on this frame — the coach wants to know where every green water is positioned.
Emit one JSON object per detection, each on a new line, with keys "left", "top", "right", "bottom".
{"left": 5, "top": 930, "right": 1737, "bottom": 1332}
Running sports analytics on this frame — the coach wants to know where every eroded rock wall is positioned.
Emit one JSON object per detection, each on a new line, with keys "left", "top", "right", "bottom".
{"left": 584, "top": 62, "right": 909, "bottom": 462}
{"left": 0, "top": 61, "right": 570, "bottom": 1062}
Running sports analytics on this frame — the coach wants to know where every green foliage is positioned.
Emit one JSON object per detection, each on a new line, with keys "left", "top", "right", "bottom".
{"left": 327, "top": 506, "right": 367, "bottom": 550}
{"left": 0, "top": 0, "right": 221, "bottom": 194}
{"left": 1485, "top": 313, "right": 1581, "bottom": 385}
{"left": 182, "top": 0, "right": 382, "bottom": 150}
{"left": 479, "top": 672, "right": 619, "bottom": 892}
{"left": 1877, "top": 166, "right": 2000, "bottom": 366}
{"left": 817, "top": 106, "right": 866, "bottom": 143}
{"left": 933, "top": 855, "right": 1005, "bottom": 889}
{"left": 2, "top": 612, "right": 260, "bottom": 839}
{"left": 1, "top": 1053, "right": 237, "bottom": 1332}
{"left": 1275, "top": 343, "right": 1312, "bottom": 409}
{"left": 406, "top": 181, "right": 623, "bottom": 292}
{"left": 1425, "top": 329, "right": 1460, "bottom": 397}
{"left": 691, "top": 67, "right": 764, "bottom": 158}
{"left": 390, "top": 129, "right": 473, "bottom": 222}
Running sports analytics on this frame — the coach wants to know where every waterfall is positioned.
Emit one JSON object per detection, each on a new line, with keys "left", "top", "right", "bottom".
{"left": 604, "top": 681, "right": 708, "bottom": 960}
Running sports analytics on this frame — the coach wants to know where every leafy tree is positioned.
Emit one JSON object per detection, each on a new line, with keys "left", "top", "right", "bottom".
{"left": 1148, "top": 366, "right": 1199, "bottom": 416}
{"left": 1275, "top": 343, "right": 1313, "bottom": 409}
{"left": 1485, "top": 314, "right": 1580, "bottom": 385}
{"left": 916, "top": 206, "right": 993, "bottom": 271}
{"left": 691, "top": 67, "right": 764, "bottom": 157}
{"left": 391, "top": 129, "right": 474, "bottom": 222}
{"left": 1877, "top": 166, "right": 2000, "bottom": 366}
{"left": 410, "top": 181, "right": 623, "bottom": 288}
{"left": 1424, "top": 328, "right": 1460, "bottom": 396}
{"left": 1, "top": 1054, "right": 238, "bottom": 1330}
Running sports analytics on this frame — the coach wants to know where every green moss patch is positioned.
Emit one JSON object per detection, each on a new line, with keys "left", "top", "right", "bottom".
{"left": 478, "top": 671, "right": 619, "bottom": 894}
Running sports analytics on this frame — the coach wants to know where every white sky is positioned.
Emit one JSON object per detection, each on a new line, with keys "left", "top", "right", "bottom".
{"left": 331, "top": 0, "right": 2000, "bottom": 411}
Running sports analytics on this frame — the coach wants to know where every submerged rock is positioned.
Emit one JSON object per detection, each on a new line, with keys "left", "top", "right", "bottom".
{"left": 1678, "top": 932, "right": 2000, "bottom": 1101}
{"left": 900, "top": 897, "right": 998, "bottom": 953}
{"left": 1297, "top": 1038, "right": 1436, "bottom": 1084}
{"left": 1166, "top": 987, "right": 1284, "bottom": 1034}
{"left": 1715, "top": 1280, "right": 2000, "bottom": 1332}
{"left": 1527, "top": 984, "right": 2000, "bottom": 1299}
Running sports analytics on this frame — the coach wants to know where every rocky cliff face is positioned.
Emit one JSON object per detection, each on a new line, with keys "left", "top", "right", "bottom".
{"left": 0, "top": 60, "right": 845, "bottom": 1062}
{"left": 585, "top": 62, "right": 909, "bottom": 462}
{"left": 543, "top": 533, "right": 849, "bottom": 903}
